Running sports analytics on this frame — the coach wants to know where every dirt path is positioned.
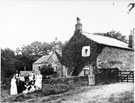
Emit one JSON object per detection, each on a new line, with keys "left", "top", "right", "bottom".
{"left": 25, "top": 83, "right": 134, "bottom": 103}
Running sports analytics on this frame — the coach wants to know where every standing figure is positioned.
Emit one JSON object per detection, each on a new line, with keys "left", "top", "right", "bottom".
{"left": 38, "top": 73, "right": 42, "bottom": 89}
{"left": 19, "top": 75, "right": 26, "bottom": 93}
{"left": 24, "top": 73, "right": 29, "bottom": 84}
{"left": 29, "top": 72, "right": 34, "bottom": 81}
{"left": 15, "top": 70, "right": 21, "bottom": 79}
{"left": 10, "top": 75, "right": 17, "bottom": 95}
{"left": 35, "top": 73, "right": 42, "bottom": 90}
{"left": 16, "top": 78, "right": 21, "bottom": 94}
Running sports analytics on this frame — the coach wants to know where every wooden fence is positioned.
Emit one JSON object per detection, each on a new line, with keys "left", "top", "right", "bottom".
{"left": 119, "top": 71, "right": 134, "bottom": 82}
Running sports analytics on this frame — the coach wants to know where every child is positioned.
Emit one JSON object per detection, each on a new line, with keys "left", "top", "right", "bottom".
{"left": 23, "top": 82, "right": 31, "bottom": 94}
{"left": 29, "top": 81, "right": 36, "bottom": 92}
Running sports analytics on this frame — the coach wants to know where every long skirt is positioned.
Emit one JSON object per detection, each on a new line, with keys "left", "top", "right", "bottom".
{"left": 35, "top": 79, "right": 42, "bottom": 90}
{"left": 10, "top": 80, "right": 17, "bottom": 95}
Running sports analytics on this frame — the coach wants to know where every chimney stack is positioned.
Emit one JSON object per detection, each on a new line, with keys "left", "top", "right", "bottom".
{"left": 75, "top": 17, "right": 82, "bottom": 32}
{"left": 128, "top": 28, "right": 134, "bottom": 48}
{"left": 53, "top": 37, "right": 62, "bottom": 55}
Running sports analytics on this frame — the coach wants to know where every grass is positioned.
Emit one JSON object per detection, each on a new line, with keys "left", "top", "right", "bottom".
{"left": 1, "top": 81, "right": 134, "bottom": 103}
{"left": 1, "top": 83, "right": 76, "bottom": 102}
{"left": 108, "top": 90, "right": 134, "bottom": 103}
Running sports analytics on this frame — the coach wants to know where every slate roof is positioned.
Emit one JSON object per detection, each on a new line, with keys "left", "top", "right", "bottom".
{"left": 33, "top": 51, "right": 61, "bottom": 65}
{"left": 82, "top": 32, "right": 133, "bottom": 50}
{"left": 33, "top": 55, "right": 50, "bottom": 64}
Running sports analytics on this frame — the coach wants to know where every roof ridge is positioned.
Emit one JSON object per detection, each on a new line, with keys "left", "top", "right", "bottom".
{"left": 47, "top": 51, "right": 55, "bottom": 61}
{"left": 83, "top": 31, "right": 128, "bottom": 43}
{"left": 82, "top": 31, "right": 128, "bottom": 44}
{"left": 82, "top": 32, "right": 132, "bottom": 50}
{"left": 82, "top": 31, "right": 94, "bottom": 35}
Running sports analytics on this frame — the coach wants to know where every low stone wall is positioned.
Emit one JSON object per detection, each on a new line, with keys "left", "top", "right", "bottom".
{"left": 41, "top": 76, "right": 90, "bottom": 95}
{"left": 42, "top": 75, "right": 89, "bottom": 87}
{"left": 95, "top": 68, "right": 119, "bottom": 84}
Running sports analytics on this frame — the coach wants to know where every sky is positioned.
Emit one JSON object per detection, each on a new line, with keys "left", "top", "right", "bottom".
{"left": 0, "top": 0, "right": 135, "bottom": 51}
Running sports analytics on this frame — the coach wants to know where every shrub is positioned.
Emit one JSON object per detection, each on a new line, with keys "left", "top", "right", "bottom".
{"left": 42, "top": 83, "right": 70, "bottom": 96}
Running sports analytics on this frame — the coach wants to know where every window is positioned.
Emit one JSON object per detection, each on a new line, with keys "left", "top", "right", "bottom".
{"left": 82, "top": 46, "right": 90, "bottom": 57}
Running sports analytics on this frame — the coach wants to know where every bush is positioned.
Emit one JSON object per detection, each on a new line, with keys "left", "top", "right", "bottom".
{"left": 40, "top": 65, "right": 56, "bottom": 78}
{"left": 42, "top": 83, "right": 70, "bottom": 96}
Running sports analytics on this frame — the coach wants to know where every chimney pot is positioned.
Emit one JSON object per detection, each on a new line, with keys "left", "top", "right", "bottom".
{"left": 75, "top": 17, "right": 82, "bottom": 32}
{"left": 128, "top": 30, "right": 134, "bottom": 48}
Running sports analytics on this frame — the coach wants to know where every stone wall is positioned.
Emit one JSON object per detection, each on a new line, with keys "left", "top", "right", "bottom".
{"left": 42, "top": 75, "right": 89, "bottom": 87}
{"left": 97, "top": 47, "right": 134, "bottom": 71}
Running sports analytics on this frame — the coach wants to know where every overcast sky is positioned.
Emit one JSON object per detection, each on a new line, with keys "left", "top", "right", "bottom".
{"left": 0, "top": 0, "right": 135, "bottom": 51}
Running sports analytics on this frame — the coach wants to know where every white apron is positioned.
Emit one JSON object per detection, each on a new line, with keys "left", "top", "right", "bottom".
{"left": 10, "top": 77, "right": 17, "bottom": 95}
{"left": 29, "top": 85, "right": 36, "bottom": 92}
{"left": 35, "top": 74, "right": 42, "bottom": 90}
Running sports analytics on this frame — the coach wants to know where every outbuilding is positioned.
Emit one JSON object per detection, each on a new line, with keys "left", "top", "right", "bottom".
{"left": 32, "top": 42, "right": 68, "bottom": 78}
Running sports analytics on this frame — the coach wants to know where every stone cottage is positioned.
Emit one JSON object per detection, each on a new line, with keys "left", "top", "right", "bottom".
{"left": 33, "top": 39, "right": 68, "bottom": 78}
{"left": 61, "top": 17, "right": 134, "bottom": 78}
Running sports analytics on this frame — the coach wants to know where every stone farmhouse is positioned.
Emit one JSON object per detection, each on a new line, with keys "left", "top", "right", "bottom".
{"left": 33, "top": 17, "right": 134, "bottom": 80}
{"left": 60, "top": 17, "right": 134, "bottom": 77}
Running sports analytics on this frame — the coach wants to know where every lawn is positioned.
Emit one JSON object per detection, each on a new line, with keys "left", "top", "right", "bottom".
{"left": 1, "top": 83, "right": 134, "bottom": 103}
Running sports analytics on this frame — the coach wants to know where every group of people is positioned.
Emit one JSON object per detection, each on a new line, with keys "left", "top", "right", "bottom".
{"left": 10, "top": 71, "right": 42, "bottom": 95}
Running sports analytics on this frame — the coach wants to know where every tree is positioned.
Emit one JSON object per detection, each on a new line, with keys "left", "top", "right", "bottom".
{"left": 14, "top": 55, "right": 35, "bottom": 71}
{"left": 15, "top": 41, "right": 53, "bottom": 71}
{"left": 19, "top": 41, "right": 51, "bottom": 57}
{"left": 40, "top": 65, "right": 56, "bottom": 78}
{"left": 1, "top": 48, "right": 17, "bottom": 81}
{"left": 50, "top": 40, "right": 64, "bottom": 51}
{"left": 95, "top": 30, "right": 128, "bottom": 43}
{"left": 127, "top": 3, "right": 135, "bottom": 13}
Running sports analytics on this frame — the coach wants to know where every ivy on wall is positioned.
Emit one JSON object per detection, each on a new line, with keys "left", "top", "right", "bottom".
{"left": 61, "top": 31, "right": 105, "bottom": 76}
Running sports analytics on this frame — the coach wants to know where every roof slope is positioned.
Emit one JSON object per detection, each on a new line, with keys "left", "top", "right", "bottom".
{"left": 33, "top": 55, "right": 50, "bottom": 64}
{"left": 33, "top": 51, "right": 61, "bottom": 65}
{"left": 82, "top": 32, "right": 132, "bottom": 50}
{"left": 47, "top": 52, "right": 59, "bottom": 63}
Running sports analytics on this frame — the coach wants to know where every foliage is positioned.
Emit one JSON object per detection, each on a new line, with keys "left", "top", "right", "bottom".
{"left": 14, "top": 55, "right": 35, "bottom": 71}
{"left": 40, "top": 65, "right": 56, "bottom": 78}
{"left": 94, "top": 30, "right": 128, "bottom": 43}
{"left": 62, "top": 31, "right": 104, "bottom": 76}
{"left": 14, "top": 41, "right": 57, "bottom": 71}
{"left": 108, "top": 90, "right": 134, "bottom": 103}
{"left": 1, "top": 30, "right": 132, "bottom": 81}
{"left": 61, "top": 30, "right": 130, "bottom": 76}
{"left": 1, "top": 48, "right": 17, "bottom": 80}
{"left": 42, "top": 84, "right": 70, "bottom": 96}
{"left": 1, "top": 41, "right": 56, "bottom": 82}
{"left": 17, "top": 41, "right": 52, "bottom": 57}
{"left": 50, "top": 40, "right": 63, "bottom": 51}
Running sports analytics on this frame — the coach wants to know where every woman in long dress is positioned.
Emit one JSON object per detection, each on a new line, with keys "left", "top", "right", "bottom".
{"left": 38, "top": 73, "right": 42, "bottom": 89}
{"left": 10, "top": 75, "right": 17, "bottom": 95}
{"left": 35, "top": 73, "right": 39, "bottom": 90}
{"left": 35, "top": 73, "right": 42, "bottom": 90}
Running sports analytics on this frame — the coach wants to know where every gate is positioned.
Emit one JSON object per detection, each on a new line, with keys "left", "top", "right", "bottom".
{"left": 119, "top": 71, "right": 134, "bottom": 82}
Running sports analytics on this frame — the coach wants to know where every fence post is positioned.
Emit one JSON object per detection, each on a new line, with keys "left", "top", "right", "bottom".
{"left": 119, "top": 71, "right": 121, "bottom": 82}
{"left": 127, "top": 74, "right": 128, "bottom": 82}
{"left": 88, "top": 74, "right": 95, "bottom": 86}
{"left": 133, "top": 72, "right": 134, "bottom": 82}
{"left": 130, "top": 71, "right": 133, "bottom": 83}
